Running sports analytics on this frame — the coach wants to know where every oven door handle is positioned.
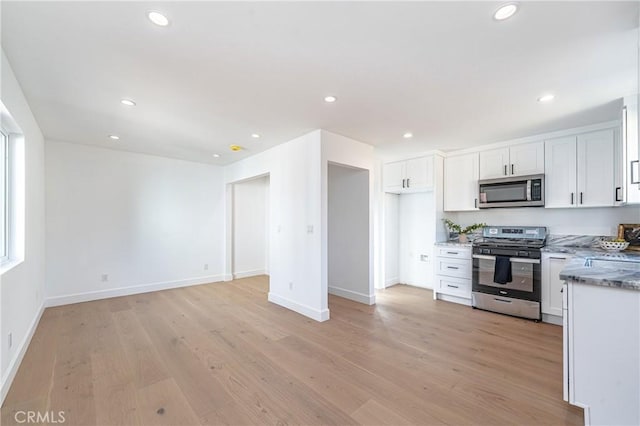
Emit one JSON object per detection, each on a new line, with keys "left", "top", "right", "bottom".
{"left": 472, "top": 254, "right": 540, "bottom": 264}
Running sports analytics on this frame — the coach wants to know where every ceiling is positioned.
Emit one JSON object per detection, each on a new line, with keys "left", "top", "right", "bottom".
{"left": 1, "top": 1, "right": 638, "bottom": 164}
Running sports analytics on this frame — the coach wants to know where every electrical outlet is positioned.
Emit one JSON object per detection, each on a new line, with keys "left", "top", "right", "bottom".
{"left": 289, "top": 282, "right": 293, "bottom": 290}
{"left": 8, "top": 332, "right": 12, "bottom": 349}
{"left": 101, "top": 274, "right": 109, "bottom": 282}
{"left": 307, "top": 225, "right": 313, "bottom": 234}
{"left": 204, "top": 264, "right": 209, "bottom": 271}
{"left": 420, "top": 254, "right": 429, "bottom": 262}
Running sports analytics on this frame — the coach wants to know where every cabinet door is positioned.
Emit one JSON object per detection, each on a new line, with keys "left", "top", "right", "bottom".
{"left": 623, "top": 95, "right": 640, "bottom": 204}
{"left": 383, "top": 161, "right": 405, "bottom": 193}
{"left": 510, "top": 141, "right": 544, "bottom": 176}
{"left": 405, "top": 156, "right": 433, "bottom": 190}
{"left": 479, "top": 147, "right": 509, "bottom": 179}
{"left": 444, "top": 153, "right": 479, "bottom": 211}
{"left": 545, "top": 136, "right": 577, "bottom": 208}
{"left": 542, "top": 254, "right": 570, "bottom": 317}
{"left": 577, "top": 130, "right": 615, "bottom": 207}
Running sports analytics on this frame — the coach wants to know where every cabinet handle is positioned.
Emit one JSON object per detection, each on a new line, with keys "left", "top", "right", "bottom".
{"left": 402, "top": 178, "right": 405, "bottom": 188}
{"left": 615, "top": 187, "right": 622, "bottom": 202}
{"left": 560, "top": 288, "right": 564, "bottom": 293}
{"left": 447, "top": 284, "right": 459, "bottom": 289}
{"left": 580, "top": 192, "right": 583, "bottom": 204}
{"left": 446, "top": 251, "right": 459, "bottom": 255}
{"left": 446, "top": 266, "right": 459, "bottom": 270}
{"left": 504, "top": 165, "right": 507, "bottom": 176}
{"left": 570, "top": 193, "right": 574, "bottom": 205}
{"left": 407, "top": 178, "right": 410, "bottom": 188}
{"left": 511, "top": 164, "right": 514, "bottom": 174}
{"left": 474, "top": 198, "right": 478, "bottom": 208}
{"left": 549, "top": 257, "right": 566, "bottom": 260}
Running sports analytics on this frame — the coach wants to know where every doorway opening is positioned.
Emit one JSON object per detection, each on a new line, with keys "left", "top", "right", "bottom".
{"left": 231, "top": 175, "right": 270, "bottom": 281}
{"left": 327, "top": 163, "right": 371, "bottom": 308}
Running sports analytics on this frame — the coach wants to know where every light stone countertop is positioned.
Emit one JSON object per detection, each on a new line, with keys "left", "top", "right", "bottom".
{"left": 559, "top": 250, "right": 640, "bottom": 291}
{"left": 434, "top": 241, "right": 473, "bottom": 248}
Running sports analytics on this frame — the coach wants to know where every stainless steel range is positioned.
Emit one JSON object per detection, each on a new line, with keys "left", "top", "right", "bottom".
{"left": 471, "top": 226, "right": 547, "bottom": 321}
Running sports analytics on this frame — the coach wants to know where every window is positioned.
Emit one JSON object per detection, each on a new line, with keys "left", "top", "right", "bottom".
{"left": 0, "top": 130, "right": 7, "bottom": 262}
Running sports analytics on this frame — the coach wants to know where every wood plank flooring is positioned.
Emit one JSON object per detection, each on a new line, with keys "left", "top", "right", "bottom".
{"left": 1, "top": 277, "right": 583, "bottom": 425}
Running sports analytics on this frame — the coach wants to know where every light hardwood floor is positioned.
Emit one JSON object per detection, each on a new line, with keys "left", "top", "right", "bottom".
{"left": 1, "top": 277, "right": 583, "bottom": 425}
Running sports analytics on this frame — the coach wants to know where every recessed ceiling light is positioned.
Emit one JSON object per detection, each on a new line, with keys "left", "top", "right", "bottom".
{"left": 493, "top": 3, "right": 519, "bottom": 21}
{"left": 230, "top": 145, "right": 243, "bottom": 152}
{"left": 324, "top": 95, "right": 337, "bottom": 103}
{"left": 120, "top": 99, "right": 136, "bottom": 107}
{"left": 403, "top": 132, "right": 413, "bottom": 139}
{"left": 147, "top": 11, "right": 170, "bottom": 27}
{"left": 109, "top": 135, "right": 120, "bottom": 140}
{"left": 212, "top": 154, "right": 220, "bottom": 158}
{"left": 251, "top": 133, "right": 260, "bottom": 139}
{"left": 537, "top": 94, "right": 555, "bottom": 103}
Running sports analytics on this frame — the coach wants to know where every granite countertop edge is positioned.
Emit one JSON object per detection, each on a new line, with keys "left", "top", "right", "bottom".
{"left": 434, "top": 241, "right": 473, "bottom": 248}
{"left": 559, "top": 256, "right": 640, "bottom": 291}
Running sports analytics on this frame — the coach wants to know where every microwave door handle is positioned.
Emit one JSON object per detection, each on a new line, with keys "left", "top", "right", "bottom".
{"left": 527, "top": 180, "right": 532, "bottom": 201}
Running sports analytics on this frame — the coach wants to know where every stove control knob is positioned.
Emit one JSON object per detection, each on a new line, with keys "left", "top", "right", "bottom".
{"left": 518, "top": 251, "right": 529, "bottom": 257}
{"left": 482, "top": 249, "right": 491, "bottom": 254}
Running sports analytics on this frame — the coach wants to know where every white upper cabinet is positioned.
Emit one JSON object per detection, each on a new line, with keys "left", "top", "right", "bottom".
{"left": 510, "top": 141, "right": 545, "bottom": 176}
{"left": 479, "top": 147, "right": 509, "bottom": 179}
{"left": 545, "top": 129, "right": 615, "bottom": 208}
{"left": 577, "top": 130, "right": 615, "bottom": 207}
{"left": 383, "top": 156, "right": 434, "bottom": 193}
{"left": 479, "top": 141, "right": 544, "bottom": 179}
{"left": 545, "top": 136, "right": 578, "bottom": 208}
{"left": 383, "top": 161, "right": 405, "bottom": 193}
{"left": 623, "top": 95, "right": 640, "bottom": 204}
{"left": 444, "top": 152, "right": 479, "bottom": 211}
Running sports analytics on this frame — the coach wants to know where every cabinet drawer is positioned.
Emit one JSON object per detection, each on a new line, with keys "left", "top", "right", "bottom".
{"left": 436, "top": 257, "right": 471, "bottom": 279}
{"left": 436, "top": 247, "right": 471, "bottom": 259}
{"left": 437, "top": 276, "right": 471, "bottom": 298}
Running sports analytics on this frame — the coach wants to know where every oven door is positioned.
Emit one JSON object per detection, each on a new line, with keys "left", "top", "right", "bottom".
{"left": 472, "top": 254, "right": 541, "bottom": 302}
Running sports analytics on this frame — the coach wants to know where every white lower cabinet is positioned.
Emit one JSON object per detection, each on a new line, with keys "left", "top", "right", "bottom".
{"left": 433, "top": 245, "right": 471, "bottom": 304}
{"left": 541, "top": 253, "right": 571, "bottom": 322}
{"left": 564, "top": 281, "right": 640, "bottom": 425}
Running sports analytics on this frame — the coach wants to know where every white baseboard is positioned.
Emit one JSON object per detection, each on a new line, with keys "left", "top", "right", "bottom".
{"left": 45, "top": 274, "right": 225, "bottom": 307}
{"left": 268, "top": 292, "right": 330, "bottom": 322}
{"left": 436, "top": 293, "right": 472, "bottom": 306}
{"left": 328, "top": 286, "right": 375, "bottom": 305}
{"left": 233, "top": 269, "right": 266, "bottom": 279}
{"left": 1, "top": 302, "right": 45, "bottom": 404}
{"left": 385, "top": 277, "right": 399, "bottom": 288}
{"left": 223, "top": 274, "right": 233, "bottom": 282}
{"left": 542, "top": 313, "right": 563, "bottom": 326}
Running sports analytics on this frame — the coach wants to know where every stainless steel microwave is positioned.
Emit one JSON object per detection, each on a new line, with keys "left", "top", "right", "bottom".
{"left": 478, "top": 174, "right": 544, "bottom": 208}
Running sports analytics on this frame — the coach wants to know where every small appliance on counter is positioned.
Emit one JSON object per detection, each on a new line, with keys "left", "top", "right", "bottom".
{"left": 471, "top": 226, "right": 547, "bottom": 320}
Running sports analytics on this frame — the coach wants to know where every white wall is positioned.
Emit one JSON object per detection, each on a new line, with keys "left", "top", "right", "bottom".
{"left": 327, "top": 163, "right": 371, "bottom": 304}
{"left": 224, "top": 130, "right": 326, "bottom": 321}
{"left": 45, "top": 141, "right": 225, "bottom": 305}
{"left": 233, "top": 176, "right": 269, "bottom": 278}
{"left": 0, "top": 51, "right": 46, "bottom": 401}
{"left": 450, "top": 205, "right": 640, "bottom": 237}
{"left": 384, "top": 193, "right": 399, "bottom": 287}
{"left": 398, "top": 192, "right": 435, "bottom": 288}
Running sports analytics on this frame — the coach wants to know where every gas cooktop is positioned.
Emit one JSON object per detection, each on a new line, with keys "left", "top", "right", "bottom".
{"left": 472, "top": 226, "right": 547, "bottom": 250}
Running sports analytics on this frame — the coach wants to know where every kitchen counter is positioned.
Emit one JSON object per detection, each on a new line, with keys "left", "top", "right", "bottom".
{"left": 434, "top": 241, "right": 473, "bottom": 248}
{"left": 559, "top": 250, "right": 640, "bottom": 291}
